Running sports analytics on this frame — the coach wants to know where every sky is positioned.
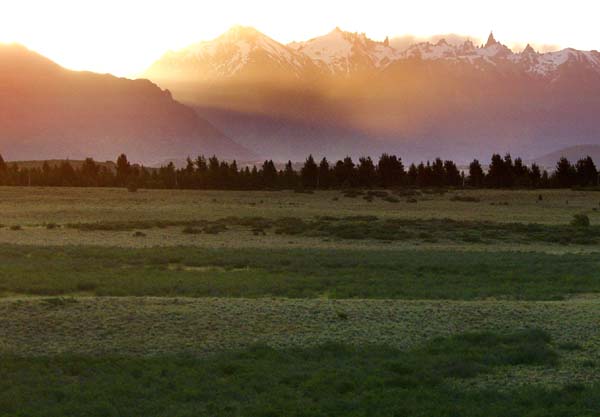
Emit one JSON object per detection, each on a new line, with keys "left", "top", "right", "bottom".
{"left": 1, "top": 0, "right": 599, "bottom": 77}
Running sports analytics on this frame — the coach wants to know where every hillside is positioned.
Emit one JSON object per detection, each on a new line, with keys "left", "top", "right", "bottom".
{"left": 532, "top": 145, "right": 600, "bottom": 169}
{"left": 0, "top": 44, "right": 254, "bottom": 163}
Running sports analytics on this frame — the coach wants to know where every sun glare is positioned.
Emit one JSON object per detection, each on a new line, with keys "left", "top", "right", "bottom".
{"left": 1, "top": 0, "right": 599, "bottom": 77}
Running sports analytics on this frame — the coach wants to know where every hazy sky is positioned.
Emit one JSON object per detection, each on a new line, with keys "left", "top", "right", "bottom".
{"left": 2, "top": 0, "right": 599, "bottom": 77}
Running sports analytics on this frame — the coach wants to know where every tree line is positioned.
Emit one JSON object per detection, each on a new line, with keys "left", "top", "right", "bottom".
{"left": 0, "top": 153, "right": 597, "bottom": 190}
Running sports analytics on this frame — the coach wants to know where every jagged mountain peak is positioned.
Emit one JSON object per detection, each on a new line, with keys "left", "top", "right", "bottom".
{"left": 288, "top": 27, "right": 397, "bottom": 74}
{"left": 522, "top": 44, "right": 537, "bottom": 55}
{"left": 145, "top": 27, "right": 600, "bottom": 82}
{"left": 485, "top": 31, "right": 498, "bottom": 48}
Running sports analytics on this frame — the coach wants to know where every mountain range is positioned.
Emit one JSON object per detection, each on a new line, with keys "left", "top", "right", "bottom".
{"left": 145, "top": 26, "right": 600, "bottom": 163}
{"left": 0, "top": 43, "right": 254, "bottom": 163}
{"left": 2, "top": 27, "right": 600, "bottom": 165}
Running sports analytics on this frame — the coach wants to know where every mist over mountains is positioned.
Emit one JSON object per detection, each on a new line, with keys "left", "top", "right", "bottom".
{"left": 2, "top": 26, "right": 600, "bottom": 165}
{"left": 145, "top": 26, "right": 600, "bottom": 163}
{"left": 0, "top": 44, "right": 254, "bottom": 163}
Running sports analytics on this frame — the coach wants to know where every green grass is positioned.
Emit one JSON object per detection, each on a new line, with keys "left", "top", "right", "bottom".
{"left": 3, "top": 329, "right": 594, "bottom": 417}
{"left": 64, "top": 216, "right": 600, "bottom": 245}
{"left": 1, "top": 187, "right": 600, "bottom": 415}
{"left": 0, "top": 245, "right": 599, "bottom": 300}
{"left": 1, "top": 187, "right": 600, "bottom": 228}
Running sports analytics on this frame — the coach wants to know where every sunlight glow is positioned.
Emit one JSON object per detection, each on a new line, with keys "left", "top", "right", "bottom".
{"left": 1, "top": 0, "right": 599, "bottom": 77}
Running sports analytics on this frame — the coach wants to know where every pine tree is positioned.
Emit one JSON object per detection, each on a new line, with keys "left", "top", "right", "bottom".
{"left": 318, "top": 158, "right": 331, "bottom": 189}
{"left": 261, "top": 160, "right": 278, "bottom": 188}
{"left": 377, "top": 154, "right": 404, "bottom": 187}
{"left": 468, "top": 159, "right": 484, "bottom": 187}
{"left": 357, "top": 157, "right": 376, "bottom": 187}
{"left": 300, "top": 155, "right": 318, "bottom": 188}
{"left": 116, "top": 154, "right": 131, "bottom": 186}
{"left": 553, "top": 157, "right": 576, "bottom": 188}
{"left": 443, "top": 160, "right": 462, "bottom": 187}
{"left": 282, "top": 161, "right": 298, "bottom": 189}
{"left": 575, "top": 156, "right": 598, "bottom": 187}
{"left": 530, "top": 163, "right": 542, "bottom": 187}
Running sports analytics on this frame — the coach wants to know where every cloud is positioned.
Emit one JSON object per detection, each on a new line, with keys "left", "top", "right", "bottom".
{"left": 389, "top": 34, "right": 480, "bottom": 51}
{"left": 390, "top": 34, "right": 563, "bottom": 54}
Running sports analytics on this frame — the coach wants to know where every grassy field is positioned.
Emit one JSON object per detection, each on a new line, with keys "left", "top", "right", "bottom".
{"left": 1, "top": 186, "right": 599, "bottom": 415}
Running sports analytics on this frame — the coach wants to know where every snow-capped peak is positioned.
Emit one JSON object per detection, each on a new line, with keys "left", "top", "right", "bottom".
{"left": 288, "top": 27, "right": 399, "bottom": 74}
{"left": 151, "top": 25, "right": 311, "bottom": 80}
{"left": 146, "top": 27, "right": 600, "bottom": 83}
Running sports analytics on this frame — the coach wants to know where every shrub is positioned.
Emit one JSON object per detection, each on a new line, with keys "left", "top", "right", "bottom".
{"left": 126, "top": 182, "right": 138, "bottom": 192}
{"left": 571, "top": 214, "right": 590, "bottom": 228}
{"left": 450, "top": 196, "right": 480, "bottom": 203}
{"left": 336, "top": 311, "right": 349, "bottom": 321}
{"left": 10, "top": 225, "right": 22, "bottom": 231}
{"left": 45, "top": 223, "right": 59, "bottom": 230}
{"left": 132, "top": 231, "right": 146, "bottom": 237}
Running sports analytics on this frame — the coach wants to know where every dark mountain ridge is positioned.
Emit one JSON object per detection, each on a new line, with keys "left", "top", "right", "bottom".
{"left": 0, "top": 43, "right": 254, "bottom": 163}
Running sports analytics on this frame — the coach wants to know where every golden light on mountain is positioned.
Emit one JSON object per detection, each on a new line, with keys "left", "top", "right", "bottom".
{"left": 2, "top": 0, "right": 599, "bottom": 77}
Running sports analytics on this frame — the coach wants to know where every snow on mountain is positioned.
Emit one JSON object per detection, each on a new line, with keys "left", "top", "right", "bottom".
{"left": 288, "top": 27, "right": 398, "bottom": 74}
{"left": 397, "top": 32, "right": 600, "bottom": 79}
{"left": 146, "top": 27, "right": 600, "bottom": 82}
{"left": 146, "top": 25, "right": 313, "bottom": 81}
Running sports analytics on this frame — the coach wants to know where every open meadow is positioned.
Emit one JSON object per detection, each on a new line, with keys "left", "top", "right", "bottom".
{"left": 1, "top": 186, "right": 600, "bottom": 416}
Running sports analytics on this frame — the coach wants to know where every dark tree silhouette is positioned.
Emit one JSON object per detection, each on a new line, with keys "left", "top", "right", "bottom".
{"left": 300, "top": 155, "right": 318, "bottom": 188}
{"left": 468, "top": 159, "right": 484, "bottom": 187}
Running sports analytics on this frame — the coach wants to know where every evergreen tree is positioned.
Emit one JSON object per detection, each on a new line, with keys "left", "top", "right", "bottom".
{"left": 406, "top": 163, "right": 418, "bottom": 186}
{"left": 80, "top": 158, "right": 99, "bottom": 187}
{"left": 443, "top": 160, "right": 462, "bottom": 187}
{"left": 431, "top": 158, "right": 445, "bottom": 187}
{"left": 416, "top": 162, "right": 432, "bottom": 187}
{"left": 575, "top": 156, "right": 598, "bottom": 187}
{"left": 333, "top": 157, "right": 356, "bottom": 188}
{"left": 300, "top": 155, "right": 318, "bottom": 188}
{"left": 159, "top": 162, "right": 177, "bottom": 188}
{"left": 513, "top": 158, "right": 530, "bottom": 187}
{"left": 59, "top": 161, "right": 76, "bottom": 186}
{"left": 486, "top": 154, "right": 505, "bottom": 188}
{"left": 552, "top": 157, "right": 576, "bottom": 188}
{"left": 116, "top": 154, "right": 131, "bottom": 186}
{"left": 318, "top": 158, "right": 331, "bottom": 189}
{"left": 377, "top": 154, "right": 404, "bottom": 187}
{"left": 0, "top": 154, "right": 7, "bottom": 185}
{"left": 530, "top": 163, "right": 542, "bottom": 187}
{"left": 503, "top": 154, "right": 515, "bottom": 187}
{"left": 468, "top": 159, "right": 485, "bottom": 187}
{"left": 261, "top": 160, "right": 278, "bottom": 188}
{"left": 357, "top": 157, "right": 376, "bottom": 187}
{"left": 281, "top": 161, "right": 297, "bottom": 189}
{"left": 205, "top": 156, "right": 220, "bottom": 188}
